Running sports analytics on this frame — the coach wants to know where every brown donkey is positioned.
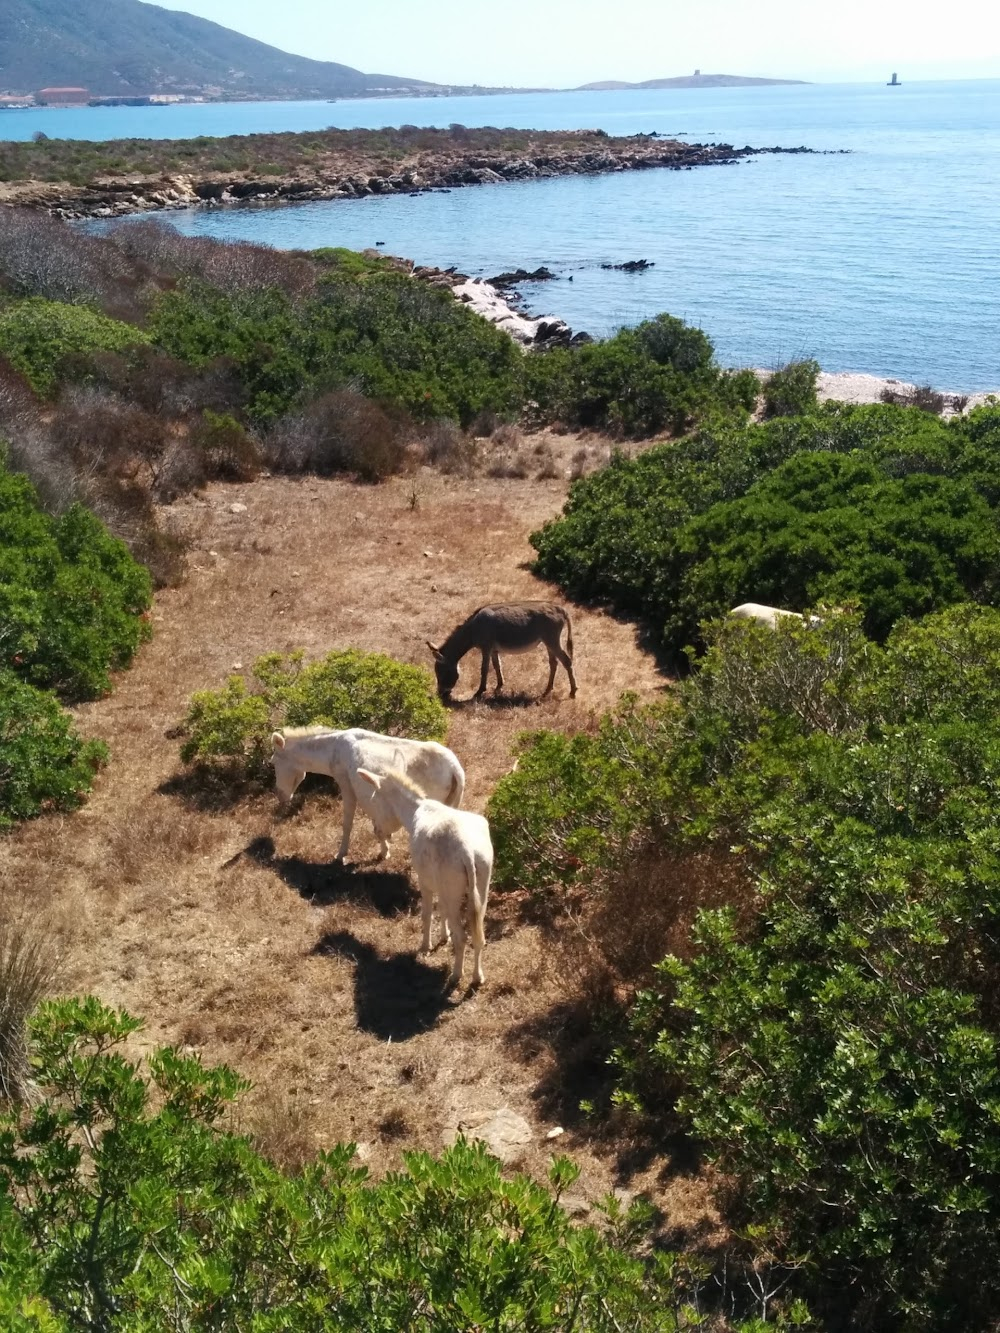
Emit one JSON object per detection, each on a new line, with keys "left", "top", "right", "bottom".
{"left": 427, "top": 601, "right": 577, "bottom": 702}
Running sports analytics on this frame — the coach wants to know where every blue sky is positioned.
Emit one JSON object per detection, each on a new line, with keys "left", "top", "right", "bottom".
{"left": 153, "top": 0, "right": 1000, "bottom": 87}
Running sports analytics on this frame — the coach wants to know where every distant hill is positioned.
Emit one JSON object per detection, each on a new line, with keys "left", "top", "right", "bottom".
{"left": 0, "top": 0, "right": 437, "bottom": 99}
{"left": 578, "top": 73, "right": 808, "bottom": 91}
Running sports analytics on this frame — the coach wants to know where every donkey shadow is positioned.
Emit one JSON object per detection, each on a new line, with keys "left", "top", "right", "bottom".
{"left": 446, "top": 689, "right": 538, "bottom": 712}
{"left": 238, "top": 835, "right": 413, "bottom": 917}
{"left": 313, "top": 929, "right": 455, "bottom": 1040}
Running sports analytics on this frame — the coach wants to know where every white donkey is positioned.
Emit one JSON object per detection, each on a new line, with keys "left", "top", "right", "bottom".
{"left": 270, "top": 727, "right": 465, "bottom": 863}
{"left": 729, "top": 603, "right": 822, "bottom": 628}
{"left": 356, "top": 766, "right": 493, "bottom": 988}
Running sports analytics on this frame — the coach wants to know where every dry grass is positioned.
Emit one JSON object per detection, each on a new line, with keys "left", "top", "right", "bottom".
{"left": 0, "top": 459, "right": 720, "bottom": 1240}
{"left": 0, "top": 909, "right": 59, "bottom": 1104}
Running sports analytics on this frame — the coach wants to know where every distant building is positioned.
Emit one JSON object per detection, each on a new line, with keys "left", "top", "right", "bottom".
{"left": 694, "top": 69, "right": 701, "bottom": 76}
{"left": 36, "top": 87, "right": 90, "bottom": 105}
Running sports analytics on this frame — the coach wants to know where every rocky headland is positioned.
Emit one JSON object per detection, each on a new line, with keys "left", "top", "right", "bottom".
{"left": 0, "top": 126, "right": 828, "bottom": 220}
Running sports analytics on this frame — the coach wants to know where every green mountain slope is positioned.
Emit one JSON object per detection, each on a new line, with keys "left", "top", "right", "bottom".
{"left": 0, "top": 0, "right": 432, "bottom": 98}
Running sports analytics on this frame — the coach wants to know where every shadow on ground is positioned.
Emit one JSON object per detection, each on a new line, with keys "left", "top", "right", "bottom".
{"left": 158, "top": 765, "right": 265, "bottom": 813}
{"left": 236, "top": 834, "right": 413, "bottom": 916}
{"left": 159, "top": 767, "right": 338, "bottom": 814}
{"left": 447, "top": 690, "right": 545, "bottom": 711}
{"left": 313, "top": 929, "right": 456, "bottom": 1040}
{"left": 506, "top": 995, "right": 704, "bottom": 1199}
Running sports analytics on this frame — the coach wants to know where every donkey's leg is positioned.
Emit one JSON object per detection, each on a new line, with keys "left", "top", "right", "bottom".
{"left": 336, "top": 785, "right": 357, "bottom": 861}
{"left": 438, "top": 900, "right": 451, "bottom": 947}
{"left": 447, "top": 913, "right": 467, "bottom": 988}
{"left": 541, "top": 648, "right": 558, "bottom": 697}
{"left": 372, "top": 818, "right": 391, "bottom": 862}
{"left": 419, "top": 882, "right": 434, "bottom": 954}
{"left": 475, "top": 647, "right": 491, "bottom": 697}
{"left": 492, "top": 650, "right": 504, "bottom": 692}
{"left": 554, "top": 644, "right": 578, "bottom": 697}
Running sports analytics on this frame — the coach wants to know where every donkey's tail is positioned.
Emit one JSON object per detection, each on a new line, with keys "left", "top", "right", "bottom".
{"left": 564, "top": 608, "right": 574, "bottom": 660}
{"left": 468, "top": 856, "right": 487, "bottom": 955}
{"left": 446, "top": 761, "right": 466, "bottom": 809}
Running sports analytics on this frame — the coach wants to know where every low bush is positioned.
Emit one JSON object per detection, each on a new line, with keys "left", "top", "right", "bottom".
{"left": 0, "top": 300, "right": 150, "bottom": 397}
{"left": 190, "top": 409, "right": 262, "bottom": 483}
{"left": 0, "top": 462, "right": 152, "bottom": 698}
{"left": 666, "top": 450, "right": 999, "bottom": 647}
{"left": 265, "top": 390, "right": 407, "bottom": 481}
{"left": 881, "top": 382, "right": 947, "bottom": 414}
{"left": 489, "top": 608, "right": 1000, "bottom": 1325}
{"left": 149, "top": 269, "right": 525, "bottom": 428}
{"left": 487, "top": 697, "right": 677, "bottom": 898}
{"left": 0, "top": 208, "right": 149, "bottom": 323}
{"left": 0, "top": 670, "right": 107, "bottom": 829}
{"left": 179, "top": 649, "right": 448, "bottom": 778}
{"left": 762, "top": 358, "right": 820, "bottom": 418}
{"left": 0, "top": 997, "right": 757, "bottom": 1331}
{"left": 526, "top": 314, "right": 737, "bottom": 439}
{"left": 419, "top": 418, "right": 477, "bottom": 475}
{"left": 531, "top": 402, "right": 1000, "bottom": 661}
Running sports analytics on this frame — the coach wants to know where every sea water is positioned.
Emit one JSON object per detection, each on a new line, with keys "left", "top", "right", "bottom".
{"left": 7, "top": 82, "right": 999, "bottom": 390}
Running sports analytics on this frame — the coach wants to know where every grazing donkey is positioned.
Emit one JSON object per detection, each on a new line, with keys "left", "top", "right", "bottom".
{"left": 427, "top": 601, "right": 577, "bottom": 702}
{"left": 270, "top": 727, "right": 464, "bottom": 862}
{"left": 729, "top": 603, "right": 823, "bottom": 629}
{"left": 356, "top": 766, "right": 493, "bottom": 988}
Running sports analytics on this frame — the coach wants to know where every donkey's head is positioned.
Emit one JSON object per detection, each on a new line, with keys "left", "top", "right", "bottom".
{"left": 270, "top": 731, "right": 306, "bottom": 805}
{"left": 427, "top": 642, "right": 459, "bottom": 701}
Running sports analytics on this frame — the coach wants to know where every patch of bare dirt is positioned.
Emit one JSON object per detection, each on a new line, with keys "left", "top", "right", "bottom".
{"left": 0, "top": 461, "right": 720, "bottom": 1244}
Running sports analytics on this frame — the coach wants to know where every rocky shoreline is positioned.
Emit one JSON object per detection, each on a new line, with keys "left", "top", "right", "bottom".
{"left": 397, "top": 253, "right": 1000, "bottom": 402}
{"left": 0, "top": 137, "right": 826, "bottom": 221}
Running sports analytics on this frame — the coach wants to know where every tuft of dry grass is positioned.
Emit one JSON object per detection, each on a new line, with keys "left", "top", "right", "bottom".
{"left": 0, "top": 910, "right": 58, "bottom": 1104}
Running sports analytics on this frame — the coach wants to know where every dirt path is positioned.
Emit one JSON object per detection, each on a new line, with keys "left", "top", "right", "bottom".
{"left": 2, "top": 465, "right": 717, "bottom": 1239}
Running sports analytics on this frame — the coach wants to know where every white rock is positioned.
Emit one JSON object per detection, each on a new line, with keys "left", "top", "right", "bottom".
{"left": 229, "top": 502, "right": 247, "bottom": 514}
{"left": 450, "top": 278, "right": 568, "bottom": 348}
{"left": 443, "top": 1107, "right": 532, "bottom": 1163}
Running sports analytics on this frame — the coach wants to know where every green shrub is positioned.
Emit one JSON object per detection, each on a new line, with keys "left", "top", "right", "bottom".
{"left": 526, "top": 316, "right": 735, "bottom": 439}
{"left": 634, "top": 312, "right": 715, "bottom": 374}
{"left": 762, "top": 358, "right": 820, "bottom": 418}
{"left": 0, "top": 463, "right": 152, "bottom": 699}
{"left": 0, "top": 300, "right": 150, "bottom": 397}
{"left": 486, "top": 609, "right": 1000, "bottom": 1323}
{"left": 487, "top": 698, "right": 678, "bottom": 897}
{"left": 613, "top": 607, "right": 1000, "bottom": 1327}
{"left": 0, "top": 670, "right": 107, "bottom": 829}
{"left": 531, "top": 403, "right": 1000, "bottom": 661}
{"left": 0, "top": 996, "right": 753, "bottom": 1331}
{"left": 180, "top": 649, "right": 448, "bottom": 778}
{"left": 666, "top": 451, "right": 999, "bottom": 648}
{"left": 149, "top": 271, "right": 525, "bottom": 428}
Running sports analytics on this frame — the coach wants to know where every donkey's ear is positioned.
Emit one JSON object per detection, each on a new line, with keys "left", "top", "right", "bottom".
{"left": 356, "top": 768, "right": 380, "bottom": 790}
{"left": 426, "top": 641, "right": 444, "bottom": 660}
{"left": 272, "top": 731, "right": 285, "bottom": 750}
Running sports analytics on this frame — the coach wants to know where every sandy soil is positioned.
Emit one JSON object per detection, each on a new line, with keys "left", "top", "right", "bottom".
{"left": 816, "top": 370, "right": 997, "bottom": 410}
{"left": 0, "top": 454, "right": 721, "bottom": 1246}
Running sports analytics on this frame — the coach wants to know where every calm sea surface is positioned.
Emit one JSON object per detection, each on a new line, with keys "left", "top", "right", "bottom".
{"left": 8, "top": 83, "right": 999, "bottom": 390}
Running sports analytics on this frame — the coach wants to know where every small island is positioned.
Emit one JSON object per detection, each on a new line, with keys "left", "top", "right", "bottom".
{"left": 577, "top": 71, "right": 809, "bottom": 90}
